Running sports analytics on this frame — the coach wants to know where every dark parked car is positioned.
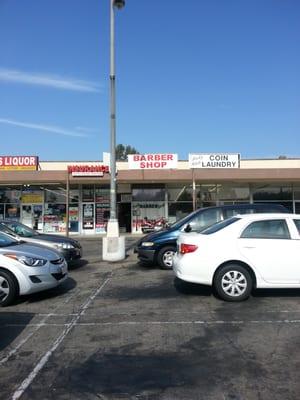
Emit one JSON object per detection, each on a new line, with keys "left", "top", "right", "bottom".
{"left": 135, "top": 203, "right": 289, "bottom": 269}
{"left": 0, "top": 220, "right": 82, "bottom": 263}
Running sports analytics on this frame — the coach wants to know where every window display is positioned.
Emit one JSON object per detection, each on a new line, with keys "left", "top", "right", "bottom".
{"left": 44, "top": 203, "right": 66, "bottom": 233}
{"left": 69, "top": 205, "right": 79, "bottom": 232}
{"left": 82, "top": 186, "right": 94, "bottom": 202}
{"left": 132, "top": 201, "right": 165, "bottom": 233}
{"left": 5, "top": 204, "right": 20, "bottom": 220}
{"left": 82, "top": 203, "right": 94, "bottom": 229}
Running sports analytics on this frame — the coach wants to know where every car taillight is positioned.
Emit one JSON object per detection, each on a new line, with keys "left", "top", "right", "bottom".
{"left": 180, "top": 243, "right": 198, "bottom": 254}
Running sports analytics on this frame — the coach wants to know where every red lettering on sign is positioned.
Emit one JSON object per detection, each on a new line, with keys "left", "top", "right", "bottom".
{"left": 67, "top": 165, "right": 109, "bottom": 174}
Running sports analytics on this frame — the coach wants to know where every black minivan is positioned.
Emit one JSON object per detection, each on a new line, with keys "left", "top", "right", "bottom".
{"left": 135, "top": 203, "right": 288, "bottom": 269}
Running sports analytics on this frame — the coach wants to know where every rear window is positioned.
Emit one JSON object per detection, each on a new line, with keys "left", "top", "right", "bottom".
{"left": 201, "top": 217, "right": 240, "bottom": 235}
{"left": 241, "top": 219, "right": 290, "bottom": 239}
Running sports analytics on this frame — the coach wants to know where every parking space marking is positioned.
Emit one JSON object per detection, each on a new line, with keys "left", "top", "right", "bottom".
{"left": 11, "top": 276, "right": 112, "bottom": 400}
{"left": 0, "top": 290, "right": 77, "bottom": 366}
{"left": 5, "top": 319, "right": 300, "bottom": 328}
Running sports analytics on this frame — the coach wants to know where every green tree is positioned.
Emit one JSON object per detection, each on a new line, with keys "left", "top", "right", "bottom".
{"left": 115, "top": 144, "right": 139, "bottom": 161}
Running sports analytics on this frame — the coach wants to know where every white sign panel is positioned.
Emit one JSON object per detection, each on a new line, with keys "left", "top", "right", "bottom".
{"left": 189, "top": 153, "right": 240, "bottom": 169}
{"left": 128, "top": 154, "right": 178, "bottom": 169}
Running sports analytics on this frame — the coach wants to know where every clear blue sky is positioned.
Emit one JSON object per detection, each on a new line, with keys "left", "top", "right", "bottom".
{"left": 0, "top": 0, "right": 299, "bottom": 161}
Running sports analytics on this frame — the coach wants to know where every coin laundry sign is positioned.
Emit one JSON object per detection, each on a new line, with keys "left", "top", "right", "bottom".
{"left": 189, "top": 153, "right": 240, "bottom": 169}
{"left": 128, "top": 154, "right": 178, "bottom": 169}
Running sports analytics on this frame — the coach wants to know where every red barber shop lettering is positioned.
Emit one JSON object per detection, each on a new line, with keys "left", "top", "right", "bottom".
{"left": 133, "top": 154, "right": 174, "bottom": 162}
{"left": 140, "top": 161, "right": 167, "bottom": 168}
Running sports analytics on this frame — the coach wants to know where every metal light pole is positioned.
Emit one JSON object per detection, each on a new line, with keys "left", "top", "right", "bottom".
{"left": 103, "top": 0, "right": 126, "bottom": 261}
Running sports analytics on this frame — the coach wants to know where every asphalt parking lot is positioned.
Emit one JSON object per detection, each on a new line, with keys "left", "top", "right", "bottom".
{"left": 1, "top": 237, "right": 300, "bottom": 400}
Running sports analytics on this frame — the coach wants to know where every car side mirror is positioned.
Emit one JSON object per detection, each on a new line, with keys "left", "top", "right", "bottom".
{"left": 184, "top": 224, "right": 192, "bottom": 233}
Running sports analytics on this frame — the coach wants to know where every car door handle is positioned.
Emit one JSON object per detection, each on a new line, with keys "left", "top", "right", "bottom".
{"left": 242, "top": 246, "right": 256, "bottom": 249}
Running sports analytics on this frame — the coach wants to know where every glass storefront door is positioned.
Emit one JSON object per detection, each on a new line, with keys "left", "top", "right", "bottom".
{"left": 21, "top": 204, "right": 43, "bottom": 230}
{"left": 82, "top": 203, "right": 95, "bottom": 233}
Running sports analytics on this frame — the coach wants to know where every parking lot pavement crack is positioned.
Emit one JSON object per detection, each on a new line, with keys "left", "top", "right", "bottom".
{"left": 10, "top": 273, "right": 113, "bottom": 400}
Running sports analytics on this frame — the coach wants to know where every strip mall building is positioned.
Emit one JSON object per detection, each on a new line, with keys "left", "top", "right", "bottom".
{"left": 1, "top": 153, "right": 300, "bottom": 235}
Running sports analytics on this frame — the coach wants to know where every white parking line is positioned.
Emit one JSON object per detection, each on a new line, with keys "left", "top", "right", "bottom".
{"left": 11, "top": 276, "right": 111, "bottom": 400}
{"left": 5, "top": 319, "right": 300, "bottom": 328}
{"left": 0, "top": 291, "right": 77, "bottom": 366}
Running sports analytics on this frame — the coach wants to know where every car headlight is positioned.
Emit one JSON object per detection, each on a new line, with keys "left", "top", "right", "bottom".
{"left": 141, "top": 241, "right": 155, "bottom": 247}
{"left": 4, "top": 254, "right": 47, "bottom": 267}
{"left": 55, "top": 242, "right": 75, "bottom": 250}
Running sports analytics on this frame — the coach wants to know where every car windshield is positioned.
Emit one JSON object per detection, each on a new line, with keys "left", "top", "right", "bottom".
{"left": 0, "top": 232, "right": 19, "bottom": 247}
{"left": 201, "top": 217, "right": 241, "bottom": 235}
{"left": 0, "top": 223, "right": 18, "bottom": 238}
{"left": 4, "top": 222, "right": 38, "bottom": 238}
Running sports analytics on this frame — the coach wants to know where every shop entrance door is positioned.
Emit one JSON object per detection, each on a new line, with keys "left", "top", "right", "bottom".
{"left": 21, "top": 204, "right": 43, "bottom": 230}
{"left": 82, "top": 203, "right": 95, "bottom": 233}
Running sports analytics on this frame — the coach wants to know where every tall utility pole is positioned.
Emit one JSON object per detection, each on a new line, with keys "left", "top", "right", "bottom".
{"left": 103, "top": 0, "right": 126, "bottom": 261}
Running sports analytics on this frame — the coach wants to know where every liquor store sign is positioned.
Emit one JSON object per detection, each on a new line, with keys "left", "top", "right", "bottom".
{"left": 68, "top": 164, "right": 109, "bottom": 177}
{"left": 189, "top": 153, "right": 240, "bottom": 169}
{"left": 0, "top": 156, "right": 39, "bottom": 171}
{"left": 128, "top": 154, "right": 178, "bottom": 169}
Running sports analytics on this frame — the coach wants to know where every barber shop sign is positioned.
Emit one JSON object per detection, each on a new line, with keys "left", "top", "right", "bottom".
{"left": 128, "top": 154, "right": 178, "bottom": 169}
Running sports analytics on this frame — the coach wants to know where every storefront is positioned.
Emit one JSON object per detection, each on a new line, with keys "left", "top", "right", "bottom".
{"left": 1, "top": 153, "right": 300, "bottom": 235}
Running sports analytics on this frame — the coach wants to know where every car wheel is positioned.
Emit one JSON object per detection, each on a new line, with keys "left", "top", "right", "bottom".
{"left": 157, "top": 246, "right": 176, "bottom": 269}
{"left": 0, "top": 270, "right": 18, "bottom": 307}
{"left": 214, "top": 264, "right": 252, "bottom": 302}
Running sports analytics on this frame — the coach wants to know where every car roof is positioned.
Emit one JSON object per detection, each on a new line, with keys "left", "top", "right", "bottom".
{"left": 236, "top": 213, "right": 298, "bottom": 220}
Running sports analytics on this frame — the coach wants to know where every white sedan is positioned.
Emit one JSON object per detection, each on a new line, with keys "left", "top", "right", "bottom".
{"left": 173, "top": 213, "right": 300, "bottom": 301}
{"left": 0, "top": 232, "right": 68, "bottom": 306}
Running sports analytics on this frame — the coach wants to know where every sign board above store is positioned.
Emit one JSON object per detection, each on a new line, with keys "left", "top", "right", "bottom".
{"left": 128, "top": 154, "right": 178, "bottom": 169}
{"left": 0, "top": 156, "right": 39, "bottom": 171}
{"left": 67, "top": 164, "right": 109, "bottom": 177}
{"left": 189, "top": 153, "right": 240, "bottom": 169}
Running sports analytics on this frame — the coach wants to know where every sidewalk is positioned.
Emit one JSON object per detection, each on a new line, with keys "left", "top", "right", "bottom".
{"left": 70, "top": 233, "right": 144, "bottom": 240}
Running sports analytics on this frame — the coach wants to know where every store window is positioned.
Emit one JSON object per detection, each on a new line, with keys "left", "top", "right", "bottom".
{"left": 95, "top": 185, "right": 110, "bottom": 233}
{"left": 217, "top": 184, "right": 250, "bottom": 202}
{"left": 82, "top": 185, "right": 95, "bottom": 202}
{"left": 68, "top": 185, "right": 79, "bottom": 232}
{"left": 196, "top": 184, "right": 217, "bottom": 208}
{"left": 252, "top": 184, "right": 293, "bottom": 212}
{"left": 44, "top": 203, "right": 66, "bottom": 233}
{"left": 293, "top": 186, "right": 300, "bottom": 200}
{"left": 132, "top": 187, "right": 165, "bottom": 202}
{"left": 44, "top": 185, "right": 66, "bottom": 203}
{"left": 167, "top": 184, "right": 193, "bottom": 223}
{"left": 0, "top": 187, "right": 21, "bottom": 203}
{"left": 132, "top": 185, "right": 166, "bottom": 233}
{"left": 252, "top": 184, "right": 292, "bottom": 201}
{"left": 5, "top": 204, "right": 20, "bottom": 220}
{"left": 167, "top": 185, "right": 193, "bottom": 202}
{"left": 168, "top": 202, "right": 193, "bottom": 223}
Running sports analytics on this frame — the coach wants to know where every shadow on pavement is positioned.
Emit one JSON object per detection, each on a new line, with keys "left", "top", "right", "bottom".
{"left": 68, "top": 259, "right": 89, "bottom": 271}
{"left": 173, "top": 277, "right": 212, "bottom": 297}
{"left": 253, "top": 288, "right": 300, "bottom": 298}
{"left": 0, "top": 312, "right": 34, "bottom": 351}
{"left": 15, "top": 277, "right": 77, "bottom": 305}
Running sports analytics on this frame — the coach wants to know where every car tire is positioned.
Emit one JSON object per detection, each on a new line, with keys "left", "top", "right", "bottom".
{"left": 157, "top": 246, "right": 176, "bottom": 270}
{"left": 214, "top": 264, "right": 252, "bottom": 302}
{"left": 0, "top": 269, "right": 18, "bottom": 307}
